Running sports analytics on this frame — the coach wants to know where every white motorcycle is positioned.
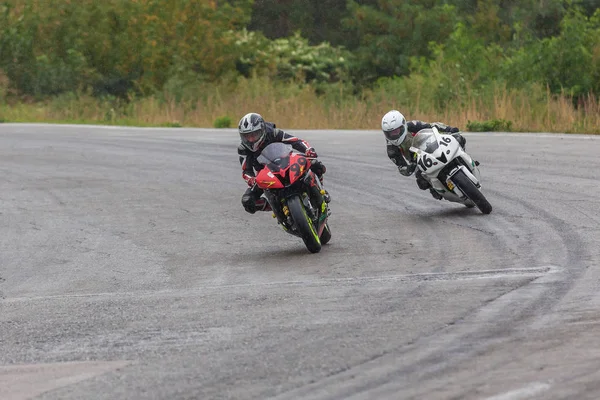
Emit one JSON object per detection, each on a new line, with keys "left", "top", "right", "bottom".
{"left": 409, "top": 127, "right": 492, "bottom": 214}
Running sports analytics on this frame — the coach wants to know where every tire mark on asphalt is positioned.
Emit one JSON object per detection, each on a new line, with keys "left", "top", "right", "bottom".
{"left": 272, "top": 184, "right": 586, "bottom": 399}
{"left": 484, "top": 381, "right": 552, "bottom": 400}
{"left": 2, "top": 267, "right": 557, "bottom": 303}
{"left": 272, "top": 272, "right": 555, "bottom": 400}
{"left": 363, "top": 188, "right": 590, "bottom": 399}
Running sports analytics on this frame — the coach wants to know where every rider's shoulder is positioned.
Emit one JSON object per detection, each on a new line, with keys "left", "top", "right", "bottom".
{"left": 267, "top": 123, "right": 286, "bottom": 140}
{"left": 237, "top": 143, "right": 248, "bottom": 155}
{"left": 407, "top": 120, "right": 430, "bottom": 132}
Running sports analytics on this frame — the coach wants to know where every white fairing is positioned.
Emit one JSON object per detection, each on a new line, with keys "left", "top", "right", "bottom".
{"left": 409, "top": 127, "right": 482, "bottom": 206}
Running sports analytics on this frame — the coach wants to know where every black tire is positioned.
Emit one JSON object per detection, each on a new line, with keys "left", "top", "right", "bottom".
{"left": 287, "top": 195, "right": 322, "bottom": 253}
{"left": 451, "top": 169, "right": 492, "bottom": 214}
{"left": 320, "top": 223, "right": 332, "bottom": 245}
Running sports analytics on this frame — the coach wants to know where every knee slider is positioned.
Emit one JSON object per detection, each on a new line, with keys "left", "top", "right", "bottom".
{"left": 241, "top": 193, "right": 256, "bottom": 213}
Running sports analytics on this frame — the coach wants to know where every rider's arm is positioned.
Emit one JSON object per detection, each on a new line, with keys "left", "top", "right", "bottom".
{"left": 238, "top": 144, "right": 256, "bottom": 186}
{"left": 409, "top": 120, "right": 459, "bottom": 133}
{"left": 387, "top": 144, "right": 407, "bottom": 167}
{"left": 274, "top": 127, "right": 312, "bottom": 153}
{"left": 388, "top": 143, "right": 416, "bottom": 176}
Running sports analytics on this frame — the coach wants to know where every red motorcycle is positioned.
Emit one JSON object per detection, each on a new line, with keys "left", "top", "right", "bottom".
{"left": 255, "top": 142, "right": 331, "bottom": 253}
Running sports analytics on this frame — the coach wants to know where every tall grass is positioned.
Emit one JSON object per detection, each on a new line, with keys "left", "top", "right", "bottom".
{"left": 1, "top": 77, "right": 599, "bottom": 133}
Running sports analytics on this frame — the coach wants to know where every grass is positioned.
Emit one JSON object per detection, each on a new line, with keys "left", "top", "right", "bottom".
{"left": 466, "top": 119, "right": 513, "bottom": 132}
{"left": 1, "top": 78, "right": 599, "bottom": 133}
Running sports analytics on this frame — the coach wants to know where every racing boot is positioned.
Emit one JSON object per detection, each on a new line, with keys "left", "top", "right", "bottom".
{"left": 429, "top": 188, "right": 443, "bottom": 200}
{"left": 415, "top": 170, "right": 442, "bottom": 200}
{"left": 415, "top": 170, "right": 431, "bottom": 190}
{"left": 255, "top": 197, "right": 272, "bottom": 212}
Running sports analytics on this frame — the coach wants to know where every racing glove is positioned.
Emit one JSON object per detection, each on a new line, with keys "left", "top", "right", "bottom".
{"left": 305, "top": 148, "right": 318, "bottom": 158}
{"left": 245, "top": 176, "right": 256, "bottom": 187}
{"left": 398, "top": 163, "right": 416, "bottom": 176}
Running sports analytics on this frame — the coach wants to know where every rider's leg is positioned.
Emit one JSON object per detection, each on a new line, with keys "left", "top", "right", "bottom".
{"left": 415, "top": 170, "right": 442, "bottom": 200}
{"left": 241, "top": 186, "right": 271, "bottom": 213}
{"left": 415, "top": 169, "right": 430, "bottom": 190}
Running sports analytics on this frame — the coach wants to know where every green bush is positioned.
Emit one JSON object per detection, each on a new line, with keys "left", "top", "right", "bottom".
{"left": 232, "top": 29, "right": 352, "bottom": 84}
{"left": 213, "top": 116, "right": 232, "bottom": 128}
{"left": 0, "top": 0, "right": 253, "bottom": 97}
{"left": 467, "top": 119, "right": 513, "bottom": 132}
{"left": 161, "top": 121, "right": 183, "bottom": 128}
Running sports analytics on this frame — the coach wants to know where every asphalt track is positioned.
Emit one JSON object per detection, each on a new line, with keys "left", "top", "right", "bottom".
{"left": 1, "top": 124, "right": 600, "bottom": 400}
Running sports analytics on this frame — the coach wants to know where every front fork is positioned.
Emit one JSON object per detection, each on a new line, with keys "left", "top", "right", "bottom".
{"left": 268, "top": 172, "right": 329, "bottom": 233}
{"left": 303, "top": 171, "right": 329, "bottom": 218}
{"left": 264, "top": 190, "right": 287, "bottom": 225}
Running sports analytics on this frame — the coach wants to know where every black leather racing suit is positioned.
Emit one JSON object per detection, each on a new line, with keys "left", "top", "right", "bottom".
{"left": 238, "top": 122, "right": 326, "bottom": 213}
{"left": 387, "top": 121, "right": 465, "bottom": 195}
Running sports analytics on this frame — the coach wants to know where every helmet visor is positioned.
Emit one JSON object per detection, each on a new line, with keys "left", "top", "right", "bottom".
{"left": 243, "top": 129, "right": 263, "bottom": 145}
{"left": 384, "top": 125, "right": 406, "bottom": 141}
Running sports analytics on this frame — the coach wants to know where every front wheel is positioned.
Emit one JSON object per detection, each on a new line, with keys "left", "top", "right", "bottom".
{"left": 320, "top": 223, "right": 332, "bottom": 245}
{"left": 451, "top": 170, "right": 492, "bottom": 214}
{"left": 287, "top": 195, "right": 322, "bottom": 253}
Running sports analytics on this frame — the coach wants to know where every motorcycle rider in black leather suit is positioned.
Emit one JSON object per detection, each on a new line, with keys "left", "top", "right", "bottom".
{"left": 237, "top": 112, "right": 329, "bottom": 214}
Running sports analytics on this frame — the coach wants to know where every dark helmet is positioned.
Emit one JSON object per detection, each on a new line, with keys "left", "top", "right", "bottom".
{"left": 238, "top": 112, "right": 266, "bottom": 152}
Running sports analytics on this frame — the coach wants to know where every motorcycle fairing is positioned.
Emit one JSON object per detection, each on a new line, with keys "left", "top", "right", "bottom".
{"left": 256, "top": 143, "right": 311, "bottom": 190}
{"left": 410, "top": 127, "right": 482, "bottom": 203}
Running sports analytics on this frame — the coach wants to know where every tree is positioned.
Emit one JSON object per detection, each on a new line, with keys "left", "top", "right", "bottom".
{"left": 341, "top": 0, "right": 459, "bottom": 82}
{"left": 248, "top": 0, "right": 352, "bottom": 45}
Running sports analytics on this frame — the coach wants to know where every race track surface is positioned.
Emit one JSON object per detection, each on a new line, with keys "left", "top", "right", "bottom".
{"left": 1, "top": 124, "right": 600, "bottom": 400}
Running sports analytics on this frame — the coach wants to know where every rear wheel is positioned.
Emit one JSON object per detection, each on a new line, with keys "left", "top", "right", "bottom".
{"left": 287, "top": 195, "right": 322, "bottom": 253}
{"left": 451, "top": 170, "right": 492, "bottom": 214}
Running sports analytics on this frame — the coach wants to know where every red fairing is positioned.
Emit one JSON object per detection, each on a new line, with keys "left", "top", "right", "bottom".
{"left": 255, "top": 152, "right": 311, "bottom": 189}
{"left": 256, "top": 168, "right": 284, "bottom": 189}
{"left": 288, "top": 153, "right": 311, "bottom": 184}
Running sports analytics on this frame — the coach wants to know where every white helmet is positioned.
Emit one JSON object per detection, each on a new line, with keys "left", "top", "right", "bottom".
{"left": 238, "top": 112, "right": 266, "bottom": 152}
{"left": 381, "top": 110, "right": 407, "bottom": 146}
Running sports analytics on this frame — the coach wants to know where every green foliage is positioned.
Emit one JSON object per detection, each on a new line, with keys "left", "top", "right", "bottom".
{"left": 213, "top": 116, "right": 232, "bottom": 128}
{"left": 531, "top": 8, "right": 600, "bottom": 99}
{"left": 232, "top": 29, "right": 352, "bottom": 84}
{"left": 249, "top": 0, "right": 351, "bottom": 46}
{"left": 450, "top": 0, "right": 568, "bottom": 43}
{"left": 1, "top": 0, "right": 599, "bottom": 108}
{"left": 0, "top": 0, "right": 253, "bottom": 97}
{"left": 342, "top": 1, "right": 459, "bottom": 82}
{"left": 395, "top": 4, "right": 600, "bottom": 110}
{"left": 466, "top": 119, "right": 513, "bottom": 132}
{"left": 498, "top": 7, "right": 600, "bottom": 100}
{"left": 161, "top": 121, "right": 183, "bottom": 128}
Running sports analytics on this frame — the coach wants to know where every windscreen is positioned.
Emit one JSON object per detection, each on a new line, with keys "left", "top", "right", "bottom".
{"left": 257, "top": 142, "right": 293, "bottom": 166}
{"left": 412, "top": 128, "right": 439, "bottom": 153}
